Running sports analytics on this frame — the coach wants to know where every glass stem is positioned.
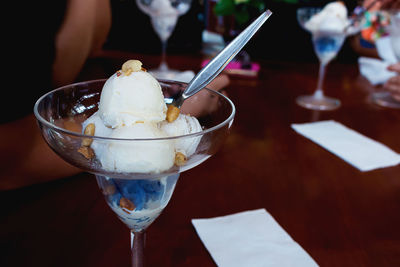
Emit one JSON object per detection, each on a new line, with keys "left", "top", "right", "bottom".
{"left": 159, "top": 40, "right": 169, "bottom": 71}
{"left": 314, "top": 63, "right": 327, "bottom": 100}
{"left": 131, "top": 230, "right": 145, "bottom": 267}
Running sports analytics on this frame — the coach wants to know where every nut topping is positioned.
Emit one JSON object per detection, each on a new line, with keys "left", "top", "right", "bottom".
{"left": 77, "top": 146, "right": 95, "bottom": 159}
{"left": 175, "top": 152, "right": 187, "bottom": 166}
{"left": 166, "top": 105, "right": 180, "bottom": 123}
{"left": 81, "top": 123, "right": 95, "bottom": 147}
{"left": 120, "top": 197, "right": 135, "bottom": 213}
{"left": 121, "top": 60, "right": 143, "bottom": 76}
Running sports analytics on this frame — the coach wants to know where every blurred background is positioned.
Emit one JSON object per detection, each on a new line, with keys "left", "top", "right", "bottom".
{"left": 104, "top": 0, "right": 360, "bottom": 63}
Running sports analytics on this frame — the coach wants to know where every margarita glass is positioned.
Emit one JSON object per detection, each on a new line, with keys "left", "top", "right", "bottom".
{"left": 34, "top": 79, "right": 235, "bottom": 267}
{"left": 136, "top": 0, "right": 192, "bottom": 79}
{"left": 371, "top": 10, "right": 400, "bottom": 109}
{"left": 297, "top": 7, "right": 358, "bottom": 110}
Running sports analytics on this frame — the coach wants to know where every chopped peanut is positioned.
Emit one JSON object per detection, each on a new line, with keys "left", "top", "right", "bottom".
{"left": 125, "top": 69, "right": 133, "bottom": 76}
{"left": 166, "top": 105, "right": 180, "bottom": 122}
{"left": 84, "top": 123, "right": 95, "bottom": 135}
{"left": 121, "top": 59, "right": 143, "bottom": 75}
{"left": 175, "top": 152, "right": 187, "bottom": 166}
{"left": 81, "top": 123, "right": 95, "bottom": 146}
{"left": 78, "top": 146, "right": 95, "bottom": 159}
{"left": 120, "top": 197, "right": 135, "bottom": 213}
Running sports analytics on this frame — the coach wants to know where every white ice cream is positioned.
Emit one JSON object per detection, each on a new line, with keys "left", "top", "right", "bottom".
{"left": 160, "top": 114, "right": 202, "bottom": 157}
{"left": 99, "top": 123, "right": 175, "bottom": 173}
{"left": 98, "top": 71, "right": 167, "bottom": 128}
{"left": 82, "top": 111, "right": 112, "bottom": 137}
{"left": 305, "top": 2, "right": 349, "bottom": 33}
{"left": 82, "top": 60, "right": 202, "bottom": 173}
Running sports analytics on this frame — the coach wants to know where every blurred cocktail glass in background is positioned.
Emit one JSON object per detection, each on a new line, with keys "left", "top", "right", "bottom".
{"left": 371, "top": 10, "right": 400, "bottom": 108}
{"left": 136, "top": 0, "right": 192, "bottom": 79}
{"left": 297, "top": 6, "right": 359, "bottom": 110}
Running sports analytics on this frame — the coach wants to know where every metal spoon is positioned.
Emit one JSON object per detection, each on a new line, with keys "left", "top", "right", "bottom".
{"left": 166, "top": 10, "right": 273, "bottom": 122}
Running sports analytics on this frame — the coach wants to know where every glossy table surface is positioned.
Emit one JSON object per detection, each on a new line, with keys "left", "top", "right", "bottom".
{"left": 2, "top": 51, "right": 400, "bottom": 267}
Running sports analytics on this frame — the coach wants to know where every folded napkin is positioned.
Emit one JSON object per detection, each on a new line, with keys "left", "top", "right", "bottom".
{"left": 358, "top": 57, "right": 396, "bottom": 85}
{"left": 375, "top": 36, "right": 398, "bottom": 64}
{"left": 358, "top": 36, "right": 398, "bottom": 85}
{"left": 192, "top": 209, "right": 318, "bottom": 267}
{"left": 291, "top": 120, "right": 400, "bottom": 172}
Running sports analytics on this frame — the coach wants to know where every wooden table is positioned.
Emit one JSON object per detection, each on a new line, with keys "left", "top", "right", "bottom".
{"left": 1, "top": 52, "right": 400, "bottom": 267}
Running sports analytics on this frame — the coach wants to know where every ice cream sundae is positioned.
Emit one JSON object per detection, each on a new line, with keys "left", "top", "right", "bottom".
{"left": 34, "top": 51, "right": 236, "bottom": 262}
{"left": 303, "top": 2, "right": 350, "bottom": 64}
{"left": 305, "top": 1, "right": 350, "bottom": 33}
{"left": 79, "top": 59, "right": 202, "bottom": 173}
{"left": 80, "top": 59, "right": 202, "bottom": 230}
{"left": 295, "top": 2, "right": 356, "bottom": 110}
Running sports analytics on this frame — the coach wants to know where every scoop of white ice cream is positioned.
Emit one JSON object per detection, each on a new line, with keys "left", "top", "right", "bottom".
{"left": 98, "top": 122, "right": 175, "bottom": 173}
{"left": 160, "top": 114, "right": 202, "bottom": 157}
{"left": 82, "top": 111, "right": 113, "bottom": 137}
{"left": 305, "top": 2, "right": 349, "bottom": 33}
{"left": 98, "top": 71, "right": 167, "bottom": 128}
{"left": 82, "top": 112, "right": 112, "bottom": 159}
{"left": 81, "top": 59, "right": 204, "bottom": 174}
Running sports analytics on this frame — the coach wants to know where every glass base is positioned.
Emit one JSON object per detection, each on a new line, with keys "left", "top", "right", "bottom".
{"left": 296, "top": 94, "right": 341, "bottom": 111}
{"left": 371, "top": 92, "right": 400, "bottom": 109}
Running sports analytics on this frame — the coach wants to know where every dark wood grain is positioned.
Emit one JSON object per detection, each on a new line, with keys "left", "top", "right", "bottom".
{"left": 1, "top": 52, "right": 400, "bottom": 267}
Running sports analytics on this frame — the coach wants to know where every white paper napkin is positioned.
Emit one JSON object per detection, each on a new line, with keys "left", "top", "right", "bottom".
{"left": 192, "top": 209, "right": 318, "bottom": 267}
{"left": 291, "top": 120, "right": 400, "bottom": 171}
{"left": 375, "top": 36, "right": 398, "bottom": 64}
{"left": 358, "top": 37, "right": 398, "bottom": 85}
{"left": 358, "top": 57, "right": 396, "bottom": 85}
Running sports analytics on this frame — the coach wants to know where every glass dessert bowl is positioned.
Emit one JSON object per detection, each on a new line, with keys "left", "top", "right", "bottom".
{"left": 34, "top": 78, "right": 235, "bottom": 267}
{"left": 297, "top": 3, "right": 360, "bottom": 111}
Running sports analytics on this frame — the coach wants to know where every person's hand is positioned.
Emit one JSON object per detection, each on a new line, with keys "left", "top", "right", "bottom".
{"left": 206, "top": 74, "right": 230, "bottom": 94}
{"left": 181, "top": 74, "right": 230, "bottom": 117}
{"left": 384, "top": 63, "right": 400, "bottom": 101}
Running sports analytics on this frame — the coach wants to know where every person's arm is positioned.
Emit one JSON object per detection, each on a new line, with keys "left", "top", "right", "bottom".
{"left": 181, "top": 74, "right": 230, "bottom": 116}
{"left": 0, "top": 0, "right": 111, "bottom": 191}
{"left": 207, "top": 74, "right": 230, "bottom": 93}
{"left": 52, "top": 0, "right": 111, "bottom": 86}
{"left": 349, "top": 36, "right": 379, "bottom": 58}
{"left": 384, "top": 63, "right": 400, "bottom": 101}
{"left": 0, "top": 114, "right": 80, "bottom": 191}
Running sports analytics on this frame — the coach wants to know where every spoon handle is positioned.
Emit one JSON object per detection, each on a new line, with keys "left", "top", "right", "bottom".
{"left": 179, "top": 10, "right": 272, "bottom": 103}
